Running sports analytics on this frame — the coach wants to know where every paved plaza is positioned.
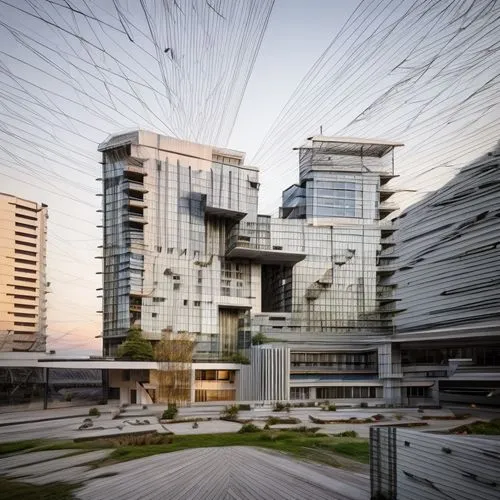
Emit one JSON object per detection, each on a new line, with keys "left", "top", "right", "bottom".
{"left": 0, "top": 404, "right": 490, "bottom": 499}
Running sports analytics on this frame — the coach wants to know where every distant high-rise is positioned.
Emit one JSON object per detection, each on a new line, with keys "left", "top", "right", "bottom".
{"left": 0, "top": 193, "right": 48, "bottom": 352}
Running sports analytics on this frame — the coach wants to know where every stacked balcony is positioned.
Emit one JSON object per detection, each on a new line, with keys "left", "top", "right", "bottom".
{"left": 226, "top": 222, "right": 306, "bottom": 264}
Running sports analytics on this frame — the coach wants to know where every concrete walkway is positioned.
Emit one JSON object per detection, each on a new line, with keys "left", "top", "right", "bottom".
{"left": 75, "top": 447, "right": 370, "bottom": 500}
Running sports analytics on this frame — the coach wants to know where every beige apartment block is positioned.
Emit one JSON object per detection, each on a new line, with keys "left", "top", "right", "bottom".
{"left": 0, "top": 193, "right": 48, "bottom": 351}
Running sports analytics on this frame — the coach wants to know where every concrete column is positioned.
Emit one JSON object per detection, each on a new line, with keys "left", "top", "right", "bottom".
{"left": 309, "top": 387, "right": 317, "bottom": 400}
{"left": 43, "top": 367, "right": 49, "bottom": 410}
{"left": 101, "top": 369, "right": 109, "bottom": 404}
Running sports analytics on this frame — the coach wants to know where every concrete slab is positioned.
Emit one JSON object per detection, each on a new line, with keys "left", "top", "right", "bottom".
{"left": 165, "top": 420, "right": 242, "bottom": 435}
{"left": 5, "top": 450, "right": 112, "bottom": 479}
{"left": 75, "top": 447, "right": 369, "bottom": 500}
{"left": 0, "top": 450, "right": 74, "bottom": 471}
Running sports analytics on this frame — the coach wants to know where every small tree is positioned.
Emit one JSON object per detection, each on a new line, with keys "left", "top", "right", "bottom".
{"left": 162, "top": 403, "right": 178, "bottom": 420}
{"left": 251, "top": 332, "right": 268, "bottom": 345}
{"left": 117, "top": 327, "right": 154, "bottom": 361}
{"left": 221, "top": 404, "right": 239, "bottom": 421}
{"left": 230, "top": 352, "right": 250, "bottom": 365}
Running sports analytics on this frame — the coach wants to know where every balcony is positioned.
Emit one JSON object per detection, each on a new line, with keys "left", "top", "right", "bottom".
{"left": 128, "top": 198, "right": 147, "bottom": 209}
{"left": 226, "top": 225, "right": 306, "bottom": 264}
{"left": 123, "top": 180, "right": 148, "bottom": 195}
{"left": 378, "top": 302, "right": 405, "bottom": 314}
{"left": 127, "top": 213, "right": 147, "bottom": 225}
{"left": 379, "top": 201, "right": 399, "bottom": 217}
{"left": 376, "top": 263, "right": 398, "bottom": 275}
{"left": 379, "top": 187, "right": 398, "bottom": 201}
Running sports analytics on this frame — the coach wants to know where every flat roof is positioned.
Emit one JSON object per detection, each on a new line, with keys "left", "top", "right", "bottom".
{"left": 297, "top": 136, "right": 404, "bottom": 158}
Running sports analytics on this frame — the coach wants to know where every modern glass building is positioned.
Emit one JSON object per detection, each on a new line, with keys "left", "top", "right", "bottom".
{"left": 98, "top": 131, "right": 406, "bottom": 404}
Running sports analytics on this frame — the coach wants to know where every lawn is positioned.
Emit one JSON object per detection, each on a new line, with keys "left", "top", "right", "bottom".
{"left": 0, "top": 430, "right": 370, "bottom": 467}
{"left": 86, "top": 430, "right": 370, "bottom": 466}
{"left": 451, "top": 418, "right": 500, "bottom": 435}
{"left": 0, "top": 430, "right": 369, "bottom": 498}
{"left": 0, "top": 478, "right": 78, "bottom": 500}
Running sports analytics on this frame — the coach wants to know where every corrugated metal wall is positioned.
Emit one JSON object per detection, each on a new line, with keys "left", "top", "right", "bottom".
{"left": 371, "top": 428, "right": 500, "bottom": 500}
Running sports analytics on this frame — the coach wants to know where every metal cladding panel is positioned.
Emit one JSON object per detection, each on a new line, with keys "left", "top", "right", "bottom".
{"left": 371, "top": 427, "right": 500, "bottom": 500}
{"left": 392, "top": 146, "right": 500, "bottom": 333}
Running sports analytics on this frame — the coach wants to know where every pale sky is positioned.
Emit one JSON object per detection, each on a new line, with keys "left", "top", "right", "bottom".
{"left": 0, "top": 0, "right": 498, "bottom": 355}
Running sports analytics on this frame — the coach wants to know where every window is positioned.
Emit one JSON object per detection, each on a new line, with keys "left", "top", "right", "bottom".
{"left": 314, "top": 181, "right": 361, "bottom": 218}
{"left": 194, "top": 301, "right": 201, "bottom": 307}
{"left": 15, "top": 249, "right": 37, "bottom": 257}
{"left": 15, "top": 222, "right": 37, "bottom": 230}
{"left": 183, "top": 300, "right": 188, "bottom": 306}
{"left": 15, "top": 240, "right": 36, "bottom": 248}
{"left": 153, "top": 297, "right": 165, "bottom": 302}
{"left": 15, "top": 231, "right": 37, "bottom": 239}
{"left": 152, "top": 313, "right": 157, "bottom": 318}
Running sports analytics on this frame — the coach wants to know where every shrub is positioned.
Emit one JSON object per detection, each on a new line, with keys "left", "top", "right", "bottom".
{"left": 238, "top": 404, "right": 251, "bottom": 411}
{"left": 238, "top": 423, "right": 261, "bottom": 433}
{"left": 89, "top": 407, "right": 100, "bottom": 417}
{"left": 64, "top": 392, "right": 72, "bottom": 402}
{"left": 162, "top": 403, "right": 178, "bottom": 420}
{"left": 220, "top": 404, "right": 239, "bottom": 421}
{"left": 230, "top": 352, "right": 250, "bottom": 364}
{"left": 328, "top": 404, "right": 336, "bottom": 411}
{"left": 263, "top": 423, "right": 270, "bottom": 431}
{"left": 266, "top": 416, "right": 300, "bottom": 425}
{"left": 333, "top": 430, "right": 358, "bottom": 438}
{"left": 117, "top": 327, "right": 154, "bottom": 361}
{"left": 273, "top": 401, "right": 291, "bottom": 412}
{"left": 289, "top": 426, "right": 320, "bottom": 434}
{"left": 251, "top": 332, "right": 269, "bottom": 345}
{"left": 394, "top": 414, "right": 403, "bottom": 421}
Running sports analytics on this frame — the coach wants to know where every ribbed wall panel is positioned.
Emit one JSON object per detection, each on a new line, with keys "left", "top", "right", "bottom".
{"left": 371, "top": 428, "right": 500, "bottom": 500}
{"left": 391, "top": 146, "right": 500, "bottom": 332}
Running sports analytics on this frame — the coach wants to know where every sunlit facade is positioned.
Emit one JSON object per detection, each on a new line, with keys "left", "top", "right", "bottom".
{"left": 0, "top": 193, "right": 48, "bottom": 352}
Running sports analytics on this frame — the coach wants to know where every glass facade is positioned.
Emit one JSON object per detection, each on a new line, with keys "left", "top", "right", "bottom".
{"left": 99, "top": 132, "right": 399, "bottom": 357}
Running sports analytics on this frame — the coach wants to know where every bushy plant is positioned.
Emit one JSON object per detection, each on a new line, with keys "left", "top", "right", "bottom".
{"left": 328, "top": 404, "right": 336, "bottom": 411}
{"left": 273, "top": 401, "right": 291, "bottom": 412}
{"left": 162, "top": 403, "right": 178, "bottom": 420}
{"left": 117, "top": 327, "right": 154, "bottom": 361}
{"left": 333, "top": 430, "right": 358, "bottom": 438}
{"left": 263, "top": 423, "right": 270, "bottom": 430}
{"left": 220, "top": 404, "right": 239, "bottom": 421}
{"left": 238, "top": 423, "right": 260, "bottom": 433}
{"left": 64, "top": 392, "right": 72, "bottom": 402}
{"left": 266, "top": 416, "right": 300, "bottom": 425}
{"left": 230, "top": 352, "right": 250, "bottom": 364}
{"left": 251, "top": 332, "right": 269, "bottom": 345}
{"left": 89, "top": 407, "right": 100, "bottom": 417}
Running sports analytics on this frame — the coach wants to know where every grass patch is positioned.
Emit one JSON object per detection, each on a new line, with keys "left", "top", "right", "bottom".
{"left": 0, "top": 440, "right": 44, "bottom": 455}
{"left": 451, "top": 418, "right": 500, "bottom": 435}
{"left": 266, "top": 416, "right": 301, "bottom": 425}
{"left": 0, "top": 478, "right": 79, "bottom": 499}
{"left": 1, "top": 431, "right": 369, "bottom": 472}
{"left": 95, "top": 431, "right": 370, "bottom": 466}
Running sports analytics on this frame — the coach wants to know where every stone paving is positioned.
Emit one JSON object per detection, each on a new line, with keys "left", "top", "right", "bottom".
{"left": 74, "top": 447, "right": 370, "bottom": 500}
{"left": 0, "top": 404, "right": 492, "bottom": 499}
